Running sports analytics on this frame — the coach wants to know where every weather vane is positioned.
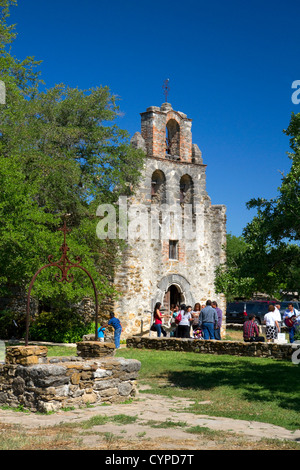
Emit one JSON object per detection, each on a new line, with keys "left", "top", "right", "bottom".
{"left": 163, "top": 78, "right": 170, "bottom": 102}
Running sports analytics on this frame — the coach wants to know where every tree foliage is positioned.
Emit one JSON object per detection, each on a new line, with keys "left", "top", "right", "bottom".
{"left": 0, "top": 1, "right": 145, "bottom": 309}
{"left": 214, "top": 234, "right": 256, "bottom": 301}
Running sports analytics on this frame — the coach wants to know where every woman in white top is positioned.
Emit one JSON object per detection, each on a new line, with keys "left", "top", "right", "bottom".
{"left": 178, "top": 305, "right": 193, "bottom": 338}
{"left": 264, "top": 305, "right": 280, "bottom": 342}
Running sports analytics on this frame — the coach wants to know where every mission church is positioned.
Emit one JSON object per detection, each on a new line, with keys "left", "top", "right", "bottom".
{"left": 113, "top": 100, "right": 227, "bottom": 338}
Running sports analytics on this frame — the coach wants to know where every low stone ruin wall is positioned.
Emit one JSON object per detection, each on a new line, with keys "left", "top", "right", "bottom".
{"left": 0, "top": 342, "right": 141, "bottom": 413}
{"left": 127, "top": 336, "right": 300, "bottom": 361}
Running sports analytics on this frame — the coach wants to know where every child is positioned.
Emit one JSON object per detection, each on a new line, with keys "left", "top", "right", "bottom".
{"left": 193, "top": 327, "right": 203, "bottom": 339}
{"left": 97, "top": 325, "right": 106, "bottom": 342}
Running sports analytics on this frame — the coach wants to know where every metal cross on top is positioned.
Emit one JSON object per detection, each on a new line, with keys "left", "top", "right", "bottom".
{"left": 163, "top": 78, "right": 170, "bottom": 102}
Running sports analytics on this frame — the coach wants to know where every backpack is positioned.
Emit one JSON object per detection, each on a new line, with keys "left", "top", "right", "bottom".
{"left": 175, "top": 312, "right": 182, "bottom": 324}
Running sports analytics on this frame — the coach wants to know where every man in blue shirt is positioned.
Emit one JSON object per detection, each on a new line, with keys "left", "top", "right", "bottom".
{"left": 198, "top": 300, "right": 218, "bottom": 340}
{"left": 283, "top": 303, "right": 300, "bottom": 343}
{"left": 105, "top": 312, "right": 122, "bottom": 349}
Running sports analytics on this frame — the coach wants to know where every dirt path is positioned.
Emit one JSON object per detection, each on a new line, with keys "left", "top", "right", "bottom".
{"left": 1, "top": 386, "right": 300, "bottom": 450}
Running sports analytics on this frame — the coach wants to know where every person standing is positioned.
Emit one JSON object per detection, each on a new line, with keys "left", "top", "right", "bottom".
{"left": 273, "top": 303, "right": 282, "bottom": 336}
{"left": 198, "top": 300, "right": 218, "bottom": 340}
{"left": 264, "top": 305, "right": 280, "bottom": 342}
{"left": 104, "top": 312, "right": 122, "bottom": 349}
{"left": 191, "top": 303, "right": 201, "bottom": 332}
{"left": 177, "top": 304, "right": 193, "bottom": 338}
{"left": 171, "top": 305, "right": 179, "bottom": 337}
{"left": 153, "top": 302, "right": 167, "bottom": 338}
{"left": 283, "top": 303, "right": 300, "bottom": 343}
{"left": 211, "top": 301, "right": 222, "bottom": 340}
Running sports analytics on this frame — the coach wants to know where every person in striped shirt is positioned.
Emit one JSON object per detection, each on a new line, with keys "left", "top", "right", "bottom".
{"left": 243, "top": 315, "right": 265, "bottom": 342}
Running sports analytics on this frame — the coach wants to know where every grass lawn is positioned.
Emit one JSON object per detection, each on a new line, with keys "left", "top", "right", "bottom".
{"left": 43, "top": 344, "right": 77, "bottom": 356}
{"left": 115, "top": 347, "right": 300, "bottom": 432}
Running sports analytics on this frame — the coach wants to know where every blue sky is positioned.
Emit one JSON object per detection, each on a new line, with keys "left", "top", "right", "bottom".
{"left": 9, "top": 0, "right": 300, "bottom": 236}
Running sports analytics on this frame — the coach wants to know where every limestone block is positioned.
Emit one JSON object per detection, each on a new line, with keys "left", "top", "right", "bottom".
{"left": 19, "top": 363, "right": 68, "bottom": 388}
{"left": 70, "top": 372, "right": 81, "bottom": 385}
{"left": 38, "top": 401, "right": 61, "bottom": 414}
{"left": 99, "top": 387, "right": 118, "bottom": 398}
{"left": 93, "top": 379, "right": 119, "bottom": 391}
{"left": 82, "top": 392, "right": 97, "bottom": 404}
{"left": 6, "top": 345, "right": 48, "bottom": 365}
{"left": 118, "top": 382, "right": 133, "bottom": 396}
{"left": 119, "top": 358, "right": 141, "bottom": 373}
{"left": 76, "top": 341, "right": 115, "bottom": 358}
{"left": 93, "top": 368, "right": 113, "bottom": 378}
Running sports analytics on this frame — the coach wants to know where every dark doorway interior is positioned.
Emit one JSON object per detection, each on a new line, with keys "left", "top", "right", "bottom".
{"left": 163, "top": 284, "right": 182, "bottom": 312}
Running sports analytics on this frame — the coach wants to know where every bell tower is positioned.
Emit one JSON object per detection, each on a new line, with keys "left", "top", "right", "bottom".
{"left": 139, "top": 102, "right": 193, "bottom": 162}
{"left": 114, "top": 101, "right": 227, "bottom": 339}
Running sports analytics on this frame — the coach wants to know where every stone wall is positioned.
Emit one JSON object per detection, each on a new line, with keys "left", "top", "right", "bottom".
{"left": 126, "top": 336, "right": 300, "bottom": 361}
{"left": 0, "top": 344, "right": 141, "bottom": 413}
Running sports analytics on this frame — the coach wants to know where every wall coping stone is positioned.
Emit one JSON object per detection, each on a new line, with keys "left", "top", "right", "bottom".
{"left": 126, "top": 336, "right": 300, "bottom": 361}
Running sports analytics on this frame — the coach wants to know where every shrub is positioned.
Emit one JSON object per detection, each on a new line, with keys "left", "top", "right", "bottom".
{"left": 29, "top": 308, "right": 95, "bottom": 343}
{"left": 0, "top": 310, "right": 26, "bottom": 339}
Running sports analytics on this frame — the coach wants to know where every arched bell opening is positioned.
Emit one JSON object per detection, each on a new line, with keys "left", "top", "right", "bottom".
{"left": 166, "top": 119, "right": 180, "bottom": 156}
{"left": 151, "top": 169, "right": 166, "bottom": 204}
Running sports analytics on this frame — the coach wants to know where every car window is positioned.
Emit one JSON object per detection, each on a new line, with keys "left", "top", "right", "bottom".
{"left": 256, "top": 303, "right": 271, "bottom": 314}
{"left": 246, "top": 302, "right": 273, "bottom": 315}
{"left": 245, "top": 303, "right": 257, "bottom": 313}
{"left": 226, "top": 303, "right": 244, "bottom": 313}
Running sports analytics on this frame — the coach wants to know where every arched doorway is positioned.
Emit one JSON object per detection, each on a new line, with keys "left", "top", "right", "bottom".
{"left": 151, "top": 273, "right": 194, "bottom": 313}
{"left": 163, "top": 284, "right": 183, "bottom": 313}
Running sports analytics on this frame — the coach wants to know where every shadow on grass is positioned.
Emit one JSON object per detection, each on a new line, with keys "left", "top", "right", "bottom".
{"left": 165, "top": 357, "right": 300, "bottom": 414}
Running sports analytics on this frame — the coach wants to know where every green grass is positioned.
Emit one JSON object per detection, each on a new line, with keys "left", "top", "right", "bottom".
{"left": 145, "top": 419, "right": 187, "bottom": 428}
{"left": 115, "top": 348, "right": 300, "bottom": 431}
{"left": 39, "top": 344, "right": 77, "bottom": 356}
{"left": 73, "top": 413, "right": 138, "bottom": 430}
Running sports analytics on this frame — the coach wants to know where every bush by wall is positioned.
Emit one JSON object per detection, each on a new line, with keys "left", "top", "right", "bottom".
{"left": 29, "top": 309, "right": 95, "bottom": 343}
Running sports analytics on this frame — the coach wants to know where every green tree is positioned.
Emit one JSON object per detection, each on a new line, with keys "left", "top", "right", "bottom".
{"left": 214, "top": 234, "right": 256, "bottom": 301}
{"left": 0, "top": 1, "right": 145, "bottom": 312}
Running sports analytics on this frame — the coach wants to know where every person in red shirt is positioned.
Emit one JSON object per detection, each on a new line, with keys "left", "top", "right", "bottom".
{"left": 243, "top": 315, "right": 265, "bottom": 342}
{"left": 153, "top": 302, "right": 167, "bottom": 337}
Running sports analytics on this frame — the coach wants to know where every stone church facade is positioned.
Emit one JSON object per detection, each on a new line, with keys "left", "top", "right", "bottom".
{"left": 114, "top": 102, "right": 227, "bottom": 338}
